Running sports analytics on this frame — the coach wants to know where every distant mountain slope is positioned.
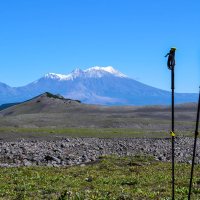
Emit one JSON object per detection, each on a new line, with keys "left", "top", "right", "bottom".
{"left": 0, "top": 103, "right": 20, "bottom": 111}
{"left": 0, "top": 92, "right": 81, "bottom": 116}
{"left": 0, "top": 92, "right": 197, "bottom": 130}
{"left": 0, "top": 66, "right": 198, "bottom": 106}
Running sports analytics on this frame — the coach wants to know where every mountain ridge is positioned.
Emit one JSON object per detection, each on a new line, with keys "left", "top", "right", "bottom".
{"left": 42, "top": 66, "right": 127, "bottom": 81}
{"left": 0, "top": 66, "right": 198, "bottom": 106}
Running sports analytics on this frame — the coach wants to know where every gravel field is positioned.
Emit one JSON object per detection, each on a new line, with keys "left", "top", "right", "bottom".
{"left": 0, "top": 137, "right": 199, "bottom": 167}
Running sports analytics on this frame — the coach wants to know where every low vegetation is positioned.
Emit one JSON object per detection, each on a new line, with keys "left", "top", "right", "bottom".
{"left": 0, "top": 127, "right": 193, "bottom": 139}
{"left": 0, "top": 155, "right": 200, "bottom": 199}
{"left": 45, "top": 92, "right": 81, "bottom": 103}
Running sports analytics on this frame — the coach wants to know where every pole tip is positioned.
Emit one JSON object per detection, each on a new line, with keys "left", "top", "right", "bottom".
{"left": 171, "top": 47, "right": 176, "bottom": 51}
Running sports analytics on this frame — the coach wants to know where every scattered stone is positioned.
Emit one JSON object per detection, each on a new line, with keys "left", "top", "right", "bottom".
{"left": 23, "top": 159, "right": 32, "bottom": 166}
{"left": 85, "top": 176, "right": 93, "bottom": 182}
{"left": 0, "top": 137, "right": 199, "bottom": 167}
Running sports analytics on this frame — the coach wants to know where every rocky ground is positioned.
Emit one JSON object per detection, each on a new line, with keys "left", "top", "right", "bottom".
{"left": 0, "top": 137, "right": 199, "bottom": 167}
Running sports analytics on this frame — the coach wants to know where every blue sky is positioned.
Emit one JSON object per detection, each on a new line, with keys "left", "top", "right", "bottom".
{"left": 0, "top": 0, "right": 199, "bottom": 93}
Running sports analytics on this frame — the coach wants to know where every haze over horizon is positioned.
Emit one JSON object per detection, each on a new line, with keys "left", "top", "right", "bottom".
{"left": 0, "top": 0, "right": 199, "bottom": 93}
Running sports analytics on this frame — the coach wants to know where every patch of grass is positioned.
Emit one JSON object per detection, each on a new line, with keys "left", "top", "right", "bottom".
{"left": 45, "top": 92, "right": 65, "bottom": 100}
{"left": 0, "top": 127, "right": 193, "bottom": 138}
{"left": 45, "top": 92, "right": 81, "bottom": 103}
{"left": 0, "top": 156, "right": 199, "bottom": 199}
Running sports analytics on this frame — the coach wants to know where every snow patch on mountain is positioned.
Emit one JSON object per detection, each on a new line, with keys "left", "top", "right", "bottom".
{"left": 43, "top": 66, "right": 127, "bottom": 81}
{"left": 84, "top": 66, "right": 127, "bottom": 78}
{"left": 44, "top": 73, "right": 71, "bottom": 80}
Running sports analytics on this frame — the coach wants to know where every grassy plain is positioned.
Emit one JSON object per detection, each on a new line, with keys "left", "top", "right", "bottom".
{"left": 0, "top": 127, "right": 193, "bottom": 141}
{"left": 0, "top": 155, "right": 199, "bottom": 200}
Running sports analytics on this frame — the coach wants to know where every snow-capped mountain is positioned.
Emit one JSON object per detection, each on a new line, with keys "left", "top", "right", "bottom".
{"left": 43, "top": 66, "right": 127, "bottom": 81}
{"left": 0, "top": 66, "right": 198, "bottom": 106}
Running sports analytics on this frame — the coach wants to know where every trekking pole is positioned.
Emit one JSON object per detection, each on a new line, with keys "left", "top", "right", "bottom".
{"left": 165, "top": 47, "right": 176, "bottom": 200}
{"left": 188, "top": 87, "right": 200, "bottom": 200}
